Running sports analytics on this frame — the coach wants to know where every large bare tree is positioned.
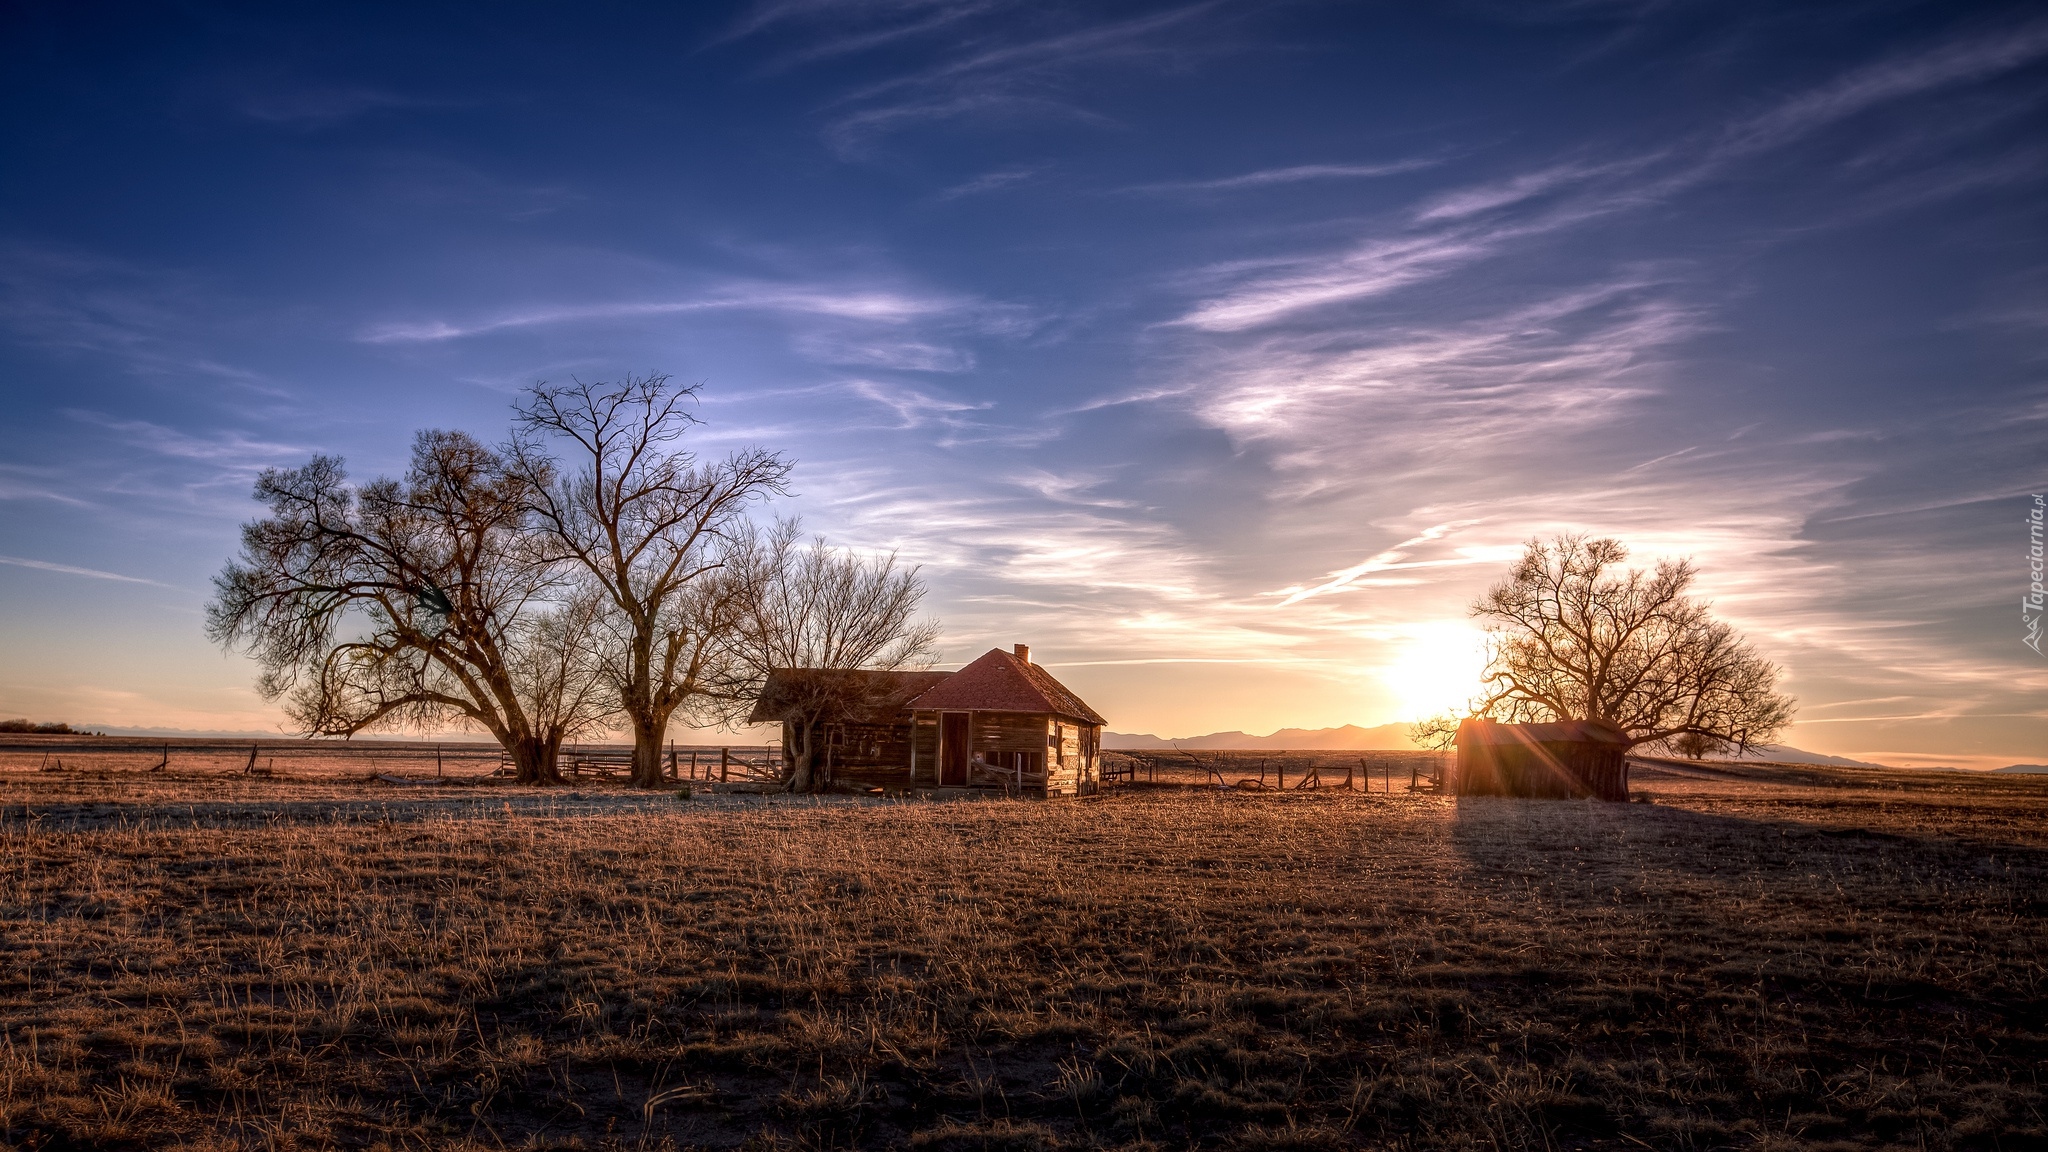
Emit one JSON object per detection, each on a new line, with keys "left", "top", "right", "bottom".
{"left": 207, "top": 431, "right": 606, "bottom": 783}
{"left": 1445, "top": 534, "right": 1794, "bottom": 751}
{"left": 718, "top": 520, "right": 940, "bottom": 793}
{"left": 512, "top": 375, "right": 791, "bottom": 788}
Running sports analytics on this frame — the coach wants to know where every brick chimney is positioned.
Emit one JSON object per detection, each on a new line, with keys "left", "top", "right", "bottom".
{"left": 1013, "top": 644, "right": 1030, "bottom": 663}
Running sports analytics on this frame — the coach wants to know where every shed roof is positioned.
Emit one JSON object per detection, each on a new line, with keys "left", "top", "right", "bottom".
{"left": 1455, "top": 717, "right": 1630, "bottom": 747}
{"left": 746, "top": 669, "right": 952, "bottom": 726}
{"left": 907, "top": 648, "right": 1106, "bottom": 725}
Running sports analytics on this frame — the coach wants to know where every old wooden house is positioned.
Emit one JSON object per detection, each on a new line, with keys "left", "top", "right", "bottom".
{"left": 905, "top": 645, "right": 1105, "bottom": 796}
{"left": 1453, "top": 717, "right": 1631, "bottom": 801}
{"left": 747, "top": 645, "right": 1106, "bottom": 797}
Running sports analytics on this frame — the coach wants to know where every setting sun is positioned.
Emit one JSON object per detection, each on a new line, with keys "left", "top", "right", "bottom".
{"left": 1384, "top": 623, "right": 1490, "bottom": 720}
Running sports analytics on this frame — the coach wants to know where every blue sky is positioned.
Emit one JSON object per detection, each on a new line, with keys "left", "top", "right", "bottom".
{"left": 1, "top": 1, "right": 2043, "bottom": 765}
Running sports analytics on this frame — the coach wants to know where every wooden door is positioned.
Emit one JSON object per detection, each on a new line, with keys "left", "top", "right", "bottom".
{"left": 940, "top": 713, "right": 969, "bottom": 786}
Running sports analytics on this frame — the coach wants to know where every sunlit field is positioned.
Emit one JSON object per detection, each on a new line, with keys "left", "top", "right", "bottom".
{"left": 2, "top": 750, "right": 2044, "bottom": 1151}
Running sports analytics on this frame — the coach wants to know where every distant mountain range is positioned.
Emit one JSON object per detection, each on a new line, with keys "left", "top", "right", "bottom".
{"left": 1104, "top": 724, "right": 1421, "bottom": 750}
{"left": 1721, "top": 746, "right": 1883, "bottom": 768}
{"left": 1993, "top": 764, "right": 2048, "bottom": 774}
{"left": 1103, "top": 724, "right": 1897, "bottom": 767}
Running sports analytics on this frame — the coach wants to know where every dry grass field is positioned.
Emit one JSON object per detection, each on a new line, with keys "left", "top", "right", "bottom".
{"left": 1, "top": 749, "right": 2044, "bottom": 1151}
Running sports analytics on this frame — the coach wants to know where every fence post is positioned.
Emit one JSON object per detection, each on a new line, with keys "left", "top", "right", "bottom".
{"left": 721, "top": 747, "right": 729, "bottom": 782}
{"left": 1277, "top": 760, "right": 1284, "bottom": 791}
{"left": 436, "top": 745, "right": 443, "bottom": 778}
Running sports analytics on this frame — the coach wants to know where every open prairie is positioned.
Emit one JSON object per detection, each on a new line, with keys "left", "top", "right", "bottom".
{"left": 2, "top": 754, "right": 2044, "bottom": 1151}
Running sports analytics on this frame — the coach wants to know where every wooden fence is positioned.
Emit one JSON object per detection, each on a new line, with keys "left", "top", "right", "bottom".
{"left": 1097, "top": 749, "right": 1449, "bottom": 793}
{"left": 0, "top": 735, "right": 783, "bottom": 783}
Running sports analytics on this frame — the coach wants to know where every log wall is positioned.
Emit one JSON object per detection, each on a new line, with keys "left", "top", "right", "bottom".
{"left": 900, "top": 711, "right": 1102, "bottom": 796}
{"left": 788, "top": 719, "right": 918, "bottom": 788}
{"left": 1454, "top": 738, "right": 1629, "bottom": 801}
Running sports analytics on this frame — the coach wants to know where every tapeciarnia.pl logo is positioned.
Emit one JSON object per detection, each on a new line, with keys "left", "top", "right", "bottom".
{"left": 2027, "top": 493, "right": 2045, "bottom": 656}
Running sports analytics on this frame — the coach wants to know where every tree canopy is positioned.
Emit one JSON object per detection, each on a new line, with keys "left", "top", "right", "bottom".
{"left": 512, "top": 374, "right": 791, "bottom": 787}
{"left": 1418, "top": 535, "right": 1794, "bottom": 752}
{"left": 206, "top": 431, "right": 607, "bottom": 783}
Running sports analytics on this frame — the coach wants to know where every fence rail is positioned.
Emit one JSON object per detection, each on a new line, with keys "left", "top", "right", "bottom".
{"left": 1097, "top": 749, "right": 1450, "bottom": 792}
{"left": 0, "top": 734, "right": 782, "bottom": 783}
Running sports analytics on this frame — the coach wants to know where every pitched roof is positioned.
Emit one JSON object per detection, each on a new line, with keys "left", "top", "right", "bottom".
{"left": 747, "top": 669, "right": 952, "bottom": 725}
{"left": 1455, "top": 717, "right": 1630, "bottom": 747}
{"left": 906, "top": 648, "right": 1106, "bottom": 725}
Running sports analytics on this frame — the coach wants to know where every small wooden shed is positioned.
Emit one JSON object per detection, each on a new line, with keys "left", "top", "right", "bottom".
{"left": 906, "top": 645, "right": 1106, "bottom": 797}
{"left": 1453, "top": 718, "right": 1631, "bottom": 801}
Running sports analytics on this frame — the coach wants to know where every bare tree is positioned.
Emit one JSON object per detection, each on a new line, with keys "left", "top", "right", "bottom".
{"left": 1407, "top": 714, "right": 1460, "bottom": 752}
{"left": 207, "top": 431, "right": 606, "bottom": 783}
{"left": 718, "top": 520, "right": 940, "bottom": 793}
{"left": 512, "top": 375, "right": 792, "bottom": 789}
{"left": 1668, "top": 731, "right": 1730, "bottom": 760}
{"left": 1457, "top": 535, "right": 1794, "bottom": 750}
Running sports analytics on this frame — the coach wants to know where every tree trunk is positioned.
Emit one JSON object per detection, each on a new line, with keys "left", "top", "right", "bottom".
{"left": 785, "top": 724, "right": 818, "bottom": 793}
{"left": 629, "top": 714, "right": 668, "bottom": 789}
{"left": 508, "top": 732, "right": 562, "bottom": 785}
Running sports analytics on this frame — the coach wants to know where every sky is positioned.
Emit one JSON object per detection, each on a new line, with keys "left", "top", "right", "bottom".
{"left": 0, "top": 1, "right": 2043, "bottom": 766}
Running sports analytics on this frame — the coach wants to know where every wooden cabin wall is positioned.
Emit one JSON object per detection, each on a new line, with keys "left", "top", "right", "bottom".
{"left": 895, "top": 711, "right": 1104, "bottom": 796}
{"left": 1454, "top": 739, "right": 1628, "bottom": 801}
{"left": 1036, "top": 717, "right": 1104, "bottom": 795}
{"left": 970, "top": 712, "right": 1050, "bottom": 791}
{"left": 908, "top": 714, "right": 938, "bottom": 786}
{"left": 1073, "top": 721, "right": 1105, "bottom": 795}
{"left": 774, "top": 712, "right": 1106, "bottom": 795}
{"left": 798, "top": 719, "right": 919, "bottom": 787}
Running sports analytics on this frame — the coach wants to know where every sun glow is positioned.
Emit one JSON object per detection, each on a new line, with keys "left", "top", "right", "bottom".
{"left": 1383, "top": 623, "right": 1490, "bottom": 720}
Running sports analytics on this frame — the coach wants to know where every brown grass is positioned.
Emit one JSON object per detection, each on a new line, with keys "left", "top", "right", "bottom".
{"left": 1, "top": 759, "right": 2044, "bottom": 1151}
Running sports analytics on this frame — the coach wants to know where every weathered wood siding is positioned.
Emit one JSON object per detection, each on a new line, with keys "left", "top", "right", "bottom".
{"left": 899, "top": 711, "right": 1101, "bottom": 796}
{"left": 1454, "top": 737, "right": 1628, "bottom": 801}
{"left": 908, "top": 714, "right": 939, "bottom": 785}
{"left": 786, "top": 720, "right": 918, "bottom": 788}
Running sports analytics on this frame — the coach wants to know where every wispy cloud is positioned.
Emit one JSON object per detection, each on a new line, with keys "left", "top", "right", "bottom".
{"left": 1276, "top": 520, "right": 1486, "bottom": 607}
{"left": 935, "top": 165, "right": 1046, "bottom": 200}
{"left": 1128, "top": 158, "right": 1442, "bottom": 194}
{"left": 1186, "top": 282, "right": 1704, "bottom": 477}
{"left": 0, "top": 554, "right": 172, "bottom": 587}
{"left": 842, "top": 379, "right": 993, "bottom": 430}
{"left": 0, "top": 245, "right": 285, "bottom": 393}
{"left": 1171, "top": 21, "right": 2048, "bottom": 334}
{"left": 835, "top": 1, "right": 1227, "bottom": 103}
{"left": 795, "top": 332, "right": 975, "bottom": 371}
{"left": 1716, "top": 20, "right": 2048, "bottom": 159}
{"left": 359, "top": 284, "right": 986, "bottom": 343}
{"left": 720, "top": 1, "right": 1246, "bottom": 155}
{"left": 1413, "top": 159, "right": 1641, "bottom": 222}
{"left": 64, "top": 412, "right": 310, "bottom": 466}
{"left": 1174, "top": 228, "right": 1503, "bottom": 331}
{"left": 712, "top": 0, "right": 997, "bottom": 61}
{"left": 1624, "top": 445, "right": 1699, "bottom": 472}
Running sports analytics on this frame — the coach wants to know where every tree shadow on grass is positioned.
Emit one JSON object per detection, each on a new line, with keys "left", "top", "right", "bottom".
{"left": 1448, "top": 786, "right": 2048, "bottom": 885}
